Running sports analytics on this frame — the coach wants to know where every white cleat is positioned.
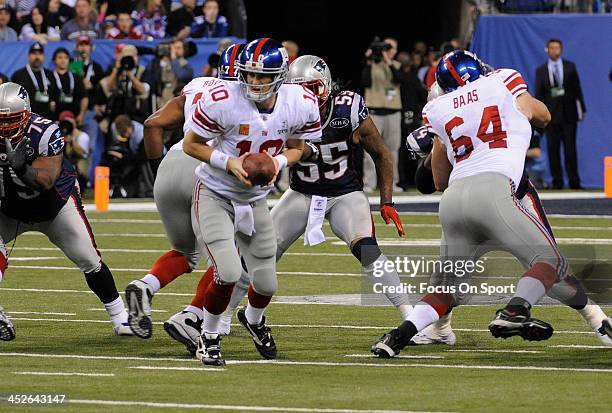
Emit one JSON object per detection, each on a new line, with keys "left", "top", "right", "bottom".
{"left": 125, "top": 280, "right": 154, "bottom": 339}
{"left": 594, "top": 318, "right": 612, "bottom": 347}
{"left": 410, "top": 324, "right": 457, "bottom": 345}
{"left": 218, "top": 310, "right": 233, "bottom": 336}
{"left": 163, "top": 311, "right": 202, "bottom": 356}
{"left": 113, "top": 322, "right": 134, "bottom": 336}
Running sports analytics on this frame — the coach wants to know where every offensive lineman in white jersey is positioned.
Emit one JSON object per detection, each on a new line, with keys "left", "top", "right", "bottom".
{"left": 372, "top": 50, "right": 609, "bottom": 357}
{"left": 123, "top": 43, "right": 246, "bottom": 340}
{"left": 183, "top": 38, "right": 322, "bottom": 366}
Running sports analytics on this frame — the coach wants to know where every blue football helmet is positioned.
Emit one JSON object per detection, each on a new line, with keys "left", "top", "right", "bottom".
{"left": 237, "top": 38, "right": 289, "bottom": 101}
{"left": 436, "top": 50, "right": 486, "bottom": 93}
{"left": 218, "top": 43, "right": 245, "bottom": 81}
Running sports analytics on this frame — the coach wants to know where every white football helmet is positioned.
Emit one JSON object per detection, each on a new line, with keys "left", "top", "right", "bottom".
{"left": 287, "top": 55, "right": 333, "bottom": 108}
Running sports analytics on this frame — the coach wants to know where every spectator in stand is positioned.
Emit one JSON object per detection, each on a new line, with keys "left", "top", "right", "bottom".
{"left": 52, "top": 47, "right": 88, "bottom": 124}
{"left": 200, "top": 37, "right": 231, "bottom": 76}
{"left": 105, "top": 12, "right": 144, "bottom": 39}
{"left": 11, "top": 42, "right": 59, "bottom": 119}
{"left": 361, "top": 36, "right": 404, "bottom": 192}
{"left": 190, "top": 0, "right": 228, "bottom": 38}
{"left": 413, "top": 40, "right": 427, "bottom": 56}
{"left": 60, "top": 0, "right": 102, "bottom": 40}
{"left": 98, "top": 0, "right": 138, "bottom": 20}
{"left": 68, "top": 35, "right": 105, "bottom": 187}
{"left": 15, "top": 0, "right": 36, "bottom": 23}
{"left": 221, "top": 0, "right": 247, "bottom": 37}
{"left": 424, "top": 42, "right": 456, "bottom": 90}
{"left": 132, "top": 0, "right": 167, "bottom": 39}
{"left": 0, "top": 4, "right": 17, "bottom": 41}
{"left": 42, "top": 0, "right": 75, "bottom": 31}
{"left": 166, "top": 0, "right": 196, "bottom": 39}
{"left": 20, "top": 6, "right": 60, "bottom": 43}
{"left": 58, "top": 110, "right": 91, "bottom": 188}
{"left": 282, "top": 40, "right": 299, "bottom": 64}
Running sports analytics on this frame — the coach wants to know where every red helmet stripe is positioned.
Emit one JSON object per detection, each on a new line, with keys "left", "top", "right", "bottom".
{"left": 228, "top": 45, "right": 240, "bottom": 77}
{"left": 252, "top": 38, "right": 270, "bottom": 63}
{"left": 443, "top": 56, "right": 465, "bottom": 87}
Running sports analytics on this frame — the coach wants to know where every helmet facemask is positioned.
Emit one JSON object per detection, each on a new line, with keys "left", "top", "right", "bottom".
{"left": 295, "top": 79, "right": 331, "bottom": 108}
{"left": 0, "top": 110, "right": 30, "bottom": 146}
{"left": 238, "top": 67, "right": 287, "bottom": 102}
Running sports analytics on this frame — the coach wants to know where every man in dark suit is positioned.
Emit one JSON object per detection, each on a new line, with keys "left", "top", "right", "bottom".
{"left": 535, "top": 38, "right": 586, "bottom": 189}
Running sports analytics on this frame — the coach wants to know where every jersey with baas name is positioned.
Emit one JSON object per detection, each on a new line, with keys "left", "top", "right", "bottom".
{"left": 1, "top": 113, "right": 76, "bottom": 222}
{"left": 186, "top": 80, "right": 322, "bottom": 203}
{"left": 290, "top": 90, "right": 368, "bottom": 197}
{"left": 422, "top": 68, "right": 531, "bottom": 187}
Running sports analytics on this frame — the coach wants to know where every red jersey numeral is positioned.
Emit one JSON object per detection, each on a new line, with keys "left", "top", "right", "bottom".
{"left": 191, "top": 92, "right": 203, "bottom": 105}
{"left": 236, "top": 139, "right": 284, "bottom": 156}
{"left": 209, "top": 84, "right": 229, "bottom": 102}
{"left": 443, "top": 105, "right": 507, "bottom": 163}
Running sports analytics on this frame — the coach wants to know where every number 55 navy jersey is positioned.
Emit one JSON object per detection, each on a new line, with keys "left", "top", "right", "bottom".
{"left": 1, "top": 113, "right": 77, "bottom": 222}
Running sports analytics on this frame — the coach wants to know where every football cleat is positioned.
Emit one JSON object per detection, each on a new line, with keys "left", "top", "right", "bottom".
{"left": 113, "top": 322, "right": 134, "bottom": 336}
{"left": 371, "top": 329, "right": 411, "bottom": 358}
{"left": 197, "top": 333, "right": 225, "bottom": 366}
{"left": 0, "top": 305, "right": 16, "bottom": 341}
{"left": 596, "top": 318, "right": 612, "bottom": 346}
{"left": 219, "top": 310, "right": 232, "bottom": 336}
{"left": 125, "top": 280, "right": 154, "bottom": 339}
{"left": 410, "top": 324, "right": 457, "bottom": 346}
{"left": 237, "top": 307, "right": 277, "bottom": 359}
{"left": 488, "top": 309, "right": 553, "bottom": 341}
{"left": 163, "top": 311, "right": 202, "bottom": 356}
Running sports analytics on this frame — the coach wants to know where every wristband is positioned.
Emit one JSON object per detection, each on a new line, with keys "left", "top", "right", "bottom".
{"left": 274, "top": 154, "right": 288, "bottom": 170}
{"left": 210, "top": 150, "right": 230, "bottom": 171}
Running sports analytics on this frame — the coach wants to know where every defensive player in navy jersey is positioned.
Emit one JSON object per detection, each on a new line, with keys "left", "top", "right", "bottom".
{"left": 0, "top": 82, "right": 132, "bottom": 341}
{"left": 401, "top": 82, "right": 612, "bottom": 347}
{"left": 166, "top": 56, "right": 413, "bottom": 353}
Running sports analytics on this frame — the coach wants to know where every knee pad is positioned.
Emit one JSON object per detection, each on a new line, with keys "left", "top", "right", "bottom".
{"left": 250, "top": 264, "right": 278, "bottom": 297}
{"left": 351, "top": 237, "right": 382, "bottom": 267}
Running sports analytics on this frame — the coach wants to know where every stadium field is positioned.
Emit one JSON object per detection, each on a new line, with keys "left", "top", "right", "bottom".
{"left": 1, "top": 208, "right": 611, "bottom": 413}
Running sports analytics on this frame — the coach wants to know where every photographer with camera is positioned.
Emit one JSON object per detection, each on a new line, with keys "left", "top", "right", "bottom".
{"left": 361, "top": 36, "right": 404, "bottom": 192}
{"left": 58, "top": 110, "right": 90, "bottom": 189}
{"left": 144, "top": 39, "right": 194, "bottom": 111}
{"left": 100, "top": 44, "right": 151, "bottom": 124}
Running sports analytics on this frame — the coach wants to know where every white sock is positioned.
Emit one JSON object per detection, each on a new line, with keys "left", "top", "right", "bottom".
{"left": 578, "top": 300, "right": 607, "bottom": 330}
{"left": 514, "top": 276, "right": 547, "bottom": 306}
{"left": 104, "top": 297, "right": 127, "bottom": 327}
{"left": 141, "top": 274, "right": 161, "bottom": 294}
{"left": 245, "top": 303, "right": 265, "bottom": 325}
{"left": 184, "top": 305, "right": 204, "bottom": 319}
{"left": 407, "top": 303, "right": 440, "bottom": 332}
{"left": 363, "top": 254, "right": 412, "bottom": 308}
{"left": 399, "top": 304, "right": 413, "bottom": 320}
{"left": 203, "top": 308, "right": 221, "bottom": 334}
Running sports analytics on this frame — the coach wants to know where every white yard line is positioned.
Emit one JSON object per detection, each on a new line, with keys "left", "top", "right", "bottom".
{"left": 68, "top": 398, "right": 442, "bottom": 413}
{"left": 444, "top": 349, "right": 544, "bottom": 354}
{"left": 345, "top": 354, "right": 444, "bottom": 359}
{"left": 13, "top": 371, "right": 114, "bottom": 377}
{"left": 87, "top": 308, "right": 168, "bottom": 313}
{"left": 129, "top": 366, "right": 224, "bottom": 372}
{"left": 549, "top": 345, "right": 612, "bottom": 349}
{"left": 8, "top": 311, "right": 76, "bottom": 316}
{"left": 19, "top": 232, "right": 167, "bottom": 238}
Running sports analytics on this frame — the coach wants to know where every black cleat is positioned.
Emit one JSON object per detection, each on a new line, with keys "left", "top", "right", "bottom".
{"left": 371, "top": 328, "right": 411, "bottom": 358}
{"left": 197, "top": 333, "right": 225, "bottom": 366}
{"left": 489, "top": 309, "right": 553, "bottom": 341}
{"left": 237, "top": 307, "right": 277, "bottom": 359}
{"left": 0, "top": 305, "right": 16, "bottom": 341}
{"left": 126, "top": 280, "right": 154, "bottom": 339}
{"left": 600, "top": 318, "right": 612, "bottom": 341}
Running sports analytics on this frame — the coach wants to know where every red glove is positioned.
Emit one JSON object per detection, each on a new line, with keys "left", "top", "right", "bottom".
{"left": 380, "top": 203, "right": 405, "bottom": 237}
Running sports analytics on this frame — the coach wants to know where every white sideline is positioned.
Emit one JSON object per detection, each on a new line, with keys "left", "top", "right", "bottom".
{"left": 5, "top": 316, "right": 597, "bottom": 335}
{"left": 67, "top": 398, "right": 441, "bottom": 413}
{"left": 3, "top": 352, "right": 611, "bottom": 374}
{"left": 14, "top": 371, "right": 114, "bottom": 377}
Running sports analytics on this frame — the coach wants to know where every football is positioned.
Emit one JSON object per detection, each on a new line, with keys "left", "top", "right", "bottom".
{"left": 242, "top": 152, "right": 277, "bottom": 185}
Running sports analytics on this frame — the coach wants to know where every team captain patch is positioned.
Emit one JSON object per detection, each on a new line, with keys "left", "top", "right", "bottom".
{"left": 239, "top": 124, "right": 250, "bottom": 135}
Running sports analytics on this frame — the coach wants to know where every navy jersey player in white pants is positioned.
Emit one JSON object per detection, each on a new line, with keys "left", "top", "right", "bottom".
{"left": 0, "top": 83, "right": 131, "bottom": 341}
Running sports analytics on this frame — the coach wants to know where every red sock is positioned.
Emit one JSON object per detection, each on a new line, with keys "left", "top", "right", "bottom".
{"left": 203, "top": 280, "right": 234, "bottom": 315}
{"left": 247, "top": 285, "right": 273, "bottom": 308}
{"left": 150, "top": 250, "right": 191, "bottom": 288}
{"left": 421, "top": 292, "right": 455, "bottom": 317}
{"left": 190, "top": 266, "right": 215, "bottom": 308}
{"left": 0, "top": 253, "right": 6, "bottom": 279}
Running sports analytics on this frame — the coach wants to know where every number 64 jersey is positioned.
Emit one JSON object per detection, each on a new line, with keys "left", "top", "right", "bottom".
{"left": 186, "top": 80, "right": 322, "bottom": 203}
{"left": 422, "top": 69, "right": 532, "bottom": 188}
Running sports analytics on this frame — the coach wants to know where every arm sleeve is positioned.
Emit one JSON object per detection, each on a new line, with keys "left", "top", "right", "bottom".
{"left": 497, "top": 68, "right": 528, "bottom": 97}
{"left": 350, "top": 93, "right": 369, "bottom": 132}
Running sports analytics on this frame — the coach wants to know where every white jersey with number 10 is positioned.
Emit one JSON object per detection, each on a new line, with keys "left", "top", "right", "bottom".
{"left": 185, "top": 80, "right": 322, "bottom": 203}
{"left": 422, "top": 68, "right": 532, "bottom": 187}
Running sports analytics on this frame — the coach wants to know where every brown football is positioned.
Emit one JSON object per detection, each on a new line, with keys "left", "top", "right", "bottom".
{"left": 242, "top": 152, "right": 276, "bottom": 186}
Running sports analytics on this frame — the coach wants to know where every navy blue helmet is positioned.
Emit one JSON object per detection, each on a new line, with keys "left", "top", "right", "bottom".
{"left": 218, "top": 43, "right": 245, "bottom": 81}
{"left": 237, "top": 38, "right": 289, "bottom": 101}
{"left": 436, "top": 50, "right": 486, "bottom": 93}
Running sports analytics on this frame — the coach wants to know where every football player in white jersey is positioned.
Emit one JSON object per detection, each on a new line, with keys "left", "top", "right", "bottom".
{"left": 372, "top": 50, "right": 611, "bottom": 358}
{"left": 123, "top": 44, "right": 245, "bottom": 342}
{"left": 183, "top": 38, "right": 322, "bottom": 366}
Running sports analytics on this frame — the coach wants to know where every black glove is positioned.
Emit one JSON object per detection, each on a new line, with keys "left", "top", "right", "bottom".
{"left": 5, "top": 137, "right": 31, "bottom": 174}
